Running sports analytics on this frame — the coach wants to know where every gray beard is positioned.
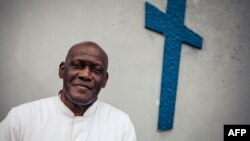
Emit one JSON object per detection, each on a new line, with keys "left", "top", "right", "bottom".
{"left": 64, "top": 92, "right": 98, "bottom": 107}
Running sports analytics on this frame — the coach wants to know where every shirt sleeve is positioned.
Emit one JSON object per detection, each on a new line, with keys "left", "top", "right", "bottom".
{"left": 122, "top": 116, "right": 137, "bottom": 141}
{"left": 0, "top": 108, "right": 21, "bottom": 141}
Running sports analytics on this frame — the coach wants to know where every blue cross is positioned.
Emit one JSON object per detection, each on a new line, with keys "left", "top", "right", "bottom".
{"left": 145, "top": 0, "right": 203, "bottom": 131}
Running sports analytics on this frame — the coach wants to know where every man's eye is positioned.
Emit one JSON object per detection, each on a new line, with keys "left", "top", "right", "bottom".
{"left": 72, "top": 63, "right": 82, "bottom": 68}
{"left": 92, "top": 67, "right": 103, "bottom": 73}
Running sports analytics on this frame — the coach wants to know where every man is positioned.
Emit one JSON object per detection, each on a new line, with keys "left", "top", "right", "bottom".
{"left": 0, "top": 41, "right": 137, "bottom": 141}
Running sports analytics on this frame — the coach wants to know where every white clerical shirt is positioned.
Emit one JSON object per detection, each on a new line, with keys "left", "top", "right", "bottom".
{"left": 0, "top": 95, "right": 136, "bottom": 141}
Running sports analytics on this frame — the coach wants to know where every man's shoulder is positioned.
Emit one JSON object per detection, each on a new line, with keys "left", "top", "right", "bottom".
{"left": 12, "top": 96, "right": 57, "bottom": 115}
{"left": 96, "top": 100, "right": 130, "bottom": 119}
{"left": 94, "top": 101, "right": 135, "bottom": 134}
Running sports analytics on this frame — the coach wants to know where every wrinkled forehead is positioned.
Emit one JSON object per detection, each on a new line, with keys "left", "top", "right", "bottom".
{"left": 66, "top": 44, "right": 108, "bottom": 69}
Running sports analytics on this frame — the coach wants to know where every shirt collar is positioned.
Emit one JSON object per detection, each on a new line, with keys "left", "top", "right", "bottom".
{"left": 56, "top": 94, "right": 98, "bottom": 118}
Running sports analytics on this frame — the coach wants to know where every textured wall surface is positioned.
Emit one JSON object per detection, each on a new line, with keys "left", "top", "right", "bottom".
{"left": 0, "top": 0, "right": 249, "bottom": 141}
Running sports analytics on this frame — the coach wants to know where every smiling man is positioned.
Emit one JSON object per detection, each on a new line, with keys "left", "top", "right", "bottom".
{"left": 0, "top": 41, "right": 137, "bottom": 141}
{"left": 59, "top": 41, "right": 109, "bottom": 116}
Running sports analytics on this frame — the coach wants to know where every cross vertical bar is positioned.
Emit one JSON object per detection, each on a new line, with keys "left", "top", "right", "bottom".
{"left": 158, "top": 37, "right": 182, "bottom": 131}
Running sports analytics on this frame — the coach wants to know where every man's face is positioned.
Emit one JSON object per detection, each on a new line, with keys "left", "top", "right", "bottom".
{"left": 59, "top": 45, "right": 108, "bottom": 106}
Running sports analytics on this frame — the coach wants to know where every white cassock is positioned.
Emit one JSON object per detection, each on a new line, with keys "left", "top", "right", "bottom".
{"left": 0, "top": 95, "right": 136, "bottom": 141}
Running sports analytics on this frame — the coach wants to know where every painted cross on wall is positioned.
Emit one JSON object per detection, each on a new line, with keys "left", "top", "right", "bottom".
{"left": 145, "top": 0, "right": 203, "bottom": 131}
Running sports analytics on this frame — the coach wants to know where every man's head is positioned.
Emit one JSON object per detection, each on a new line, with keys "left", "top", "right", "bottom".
{"left": 59, "top": 41, "right": 109, "bottom": 107}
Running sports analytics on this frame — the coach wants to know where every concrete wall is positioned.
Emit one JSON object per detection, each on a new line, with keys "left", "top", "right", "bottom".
{"left": 0, "top": 0, "right": 249, "bottom": 140}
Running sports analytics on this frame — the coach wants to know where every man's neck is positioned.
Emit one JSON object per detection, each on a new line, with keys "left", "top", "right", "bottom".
{"left": 60, "top": 93, "right": 92, "bottom": 116}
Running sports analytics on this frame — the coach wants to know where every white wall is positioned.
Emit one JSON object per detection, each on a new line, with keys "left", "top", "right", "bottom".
{"left": 0, "top": 0, "right": 250, "bottom": 141}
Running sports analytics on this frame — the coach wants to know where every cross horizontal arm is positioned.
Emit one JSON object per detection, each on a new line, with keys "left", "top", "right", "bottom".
{"left": 182, "top": 26, "right": 203, "bottom": 49}
{"left": 145, "top": 2, "right": 168, "bottom": 35}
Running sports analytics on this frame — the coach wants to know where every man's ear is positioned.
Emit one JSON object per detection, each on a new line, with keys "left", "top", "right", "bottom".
{"left": 59, "top": 62, "right": 65, "bottom": 79}
{"left": 102, "top": 72, "right": 109, "bottom": 88}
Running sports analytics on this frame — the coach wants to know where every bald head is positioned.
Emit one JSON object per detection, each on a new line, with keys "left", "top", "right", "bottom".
{"left": 65, "top": 41, "right": 108, "bottom": 71}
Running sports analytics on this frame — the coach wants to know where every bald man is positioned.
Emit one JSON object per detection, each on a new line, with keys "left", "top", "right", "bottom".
{"left": 0, "top": 41, "right": 137, "bottom": 141}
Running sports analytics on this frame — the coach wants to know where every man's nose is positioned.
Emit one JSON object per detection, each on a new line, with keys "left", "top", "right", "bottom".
{"left": 78, "top": 67, "right": 91, "bottom": 81}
